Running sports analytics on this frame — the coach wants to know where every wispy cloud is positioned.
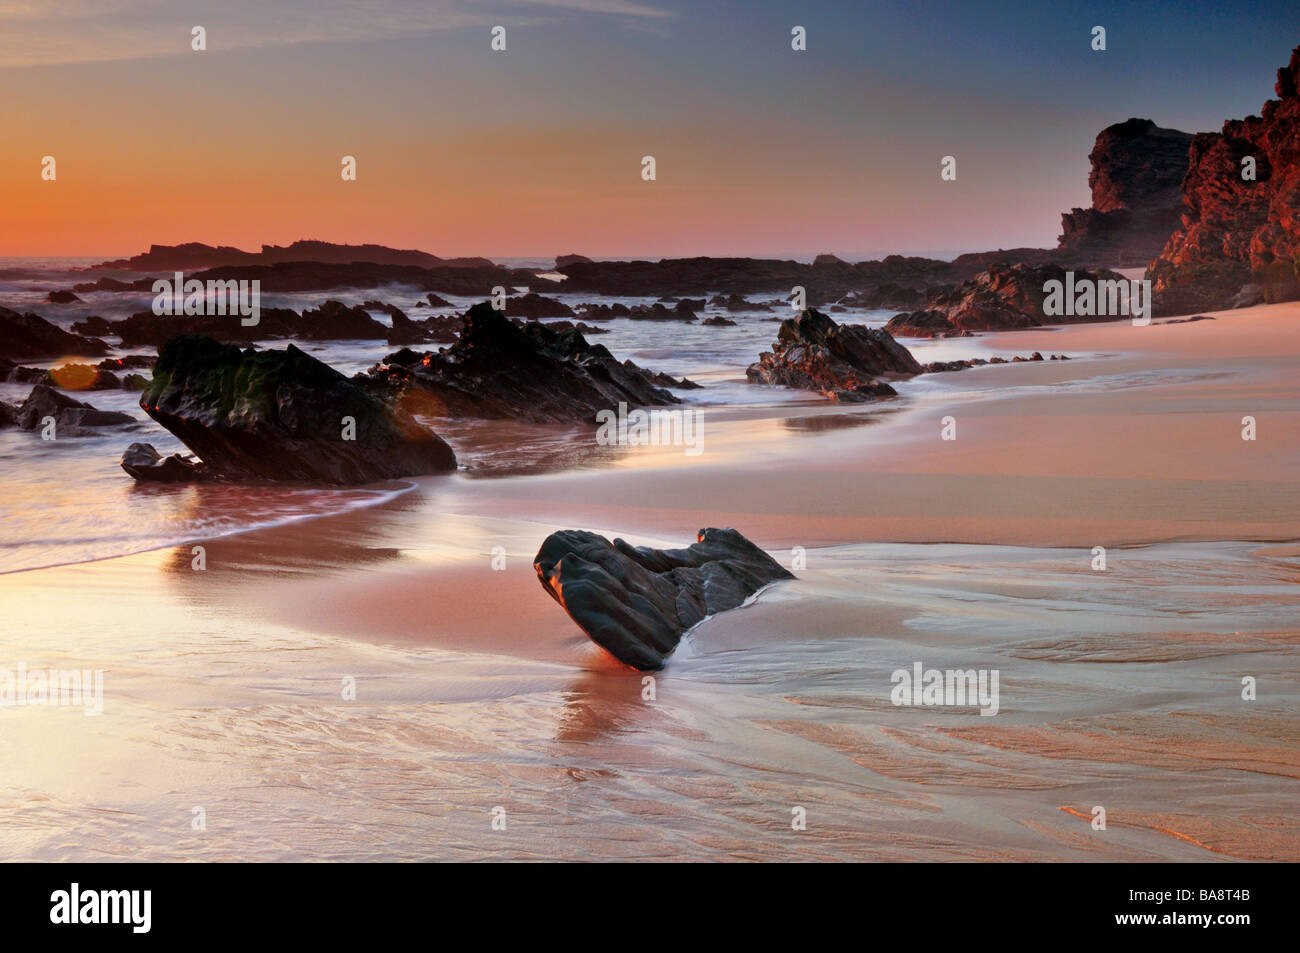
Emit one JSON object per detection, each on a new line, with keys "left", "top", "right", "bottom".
{"left": 0, "top": 0, "right": 675, "bottom": 68}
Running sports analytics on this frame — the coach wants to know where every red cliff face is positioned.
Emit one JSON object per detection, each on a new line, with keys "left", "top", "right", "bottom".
{"left": 1058, "top": 118, "right": 1194, "bottom": 266}
{"left": 1149, "top": 45, "right": 1300, "bottom": 314}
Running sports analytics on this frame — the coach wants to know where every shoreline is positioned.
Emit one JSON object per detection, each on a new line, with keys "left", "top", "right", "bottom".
{"left": 2, "top": 300, "right": 1298, "bottom": 861}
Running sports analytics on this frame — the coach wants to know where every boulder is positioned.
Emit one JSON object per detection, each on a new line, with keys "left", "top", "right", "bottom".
{"left": 16, "top": 384, "right": 136, "bottom": 434}
{"left": 746, "top": 309, "right": 921, "bottom": 401}
{"left": 137, "top": 335, "right": 456, "bottom": 483}
{"left": 120, "top": 442, "right": 205, "bottom": 482}
{"left": 364, "top": 302, "right": 687, "bottom": 424}
{"left": 533, "top": 527, "right": 795, "bottom": 670}
{"left": 0, "top": 307, "right": 111, "bottom": 359}
{"left": 504, "top": 293, "right": 575, "bottom": 319}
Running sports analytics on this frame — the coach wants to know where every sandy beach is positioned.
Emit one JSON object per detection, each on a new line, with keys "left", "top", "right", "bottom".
{"left": 3, "top": 302, "right": 1296, "bottom": 861}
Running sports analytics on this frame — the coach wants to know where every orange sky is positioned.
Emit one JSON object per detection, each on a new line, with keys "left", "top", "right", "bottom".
{"left": 3, "top": 1, "right": 1295, "bottom": 259}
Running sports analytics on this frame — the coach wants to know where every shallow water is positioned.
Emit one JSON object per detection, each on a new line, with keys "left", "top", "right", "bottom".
{"left": 1, "top": 524, "right": 1294, "bottom": 861}
{"left": 0, "top": 258, "right": 1099, "bottom": 574}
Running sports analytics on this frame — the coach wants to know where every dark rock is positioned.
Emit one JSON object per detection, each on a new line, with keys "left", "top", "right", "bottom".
{"left": 504, "top": 293, "right": 575, "bottom": 319}
{"left": 120, "top": 442, "right": 205, "bottom": 482}
{"left": 533, "top": 527, "right": 795, "bottom": 670}
{"left": 0, "top": 307, "right": 111, "bottom": 359}
{"left": 73, "top": 316, "right": 113, "bottom": 336}
{"left": 363, "top": 302, "right": 685, "bottom": 424}
{"left": 137, "top": 335, "right": 456, "bottom": 483}
{"left": 701, "top": 315, "right": 737, "bottom": 326}
{"left": 45, "top": 290, "right": 82, "bottom": 304}
{"left": 555, "top": 254, "right": 592, "bottom": 269}
{"left": 16, "top": 384, "right": 136, "bottom": 434}
{"left": 1058, "top": 119, "right": 1195, "bottom": 266}
{"left": 0, "top": 400, "right": 17, "bottom": 428}
{"left": 747, "top": 309, "right": 921, "bottom": 401}
{"left": 92, "top": 240, "right": 492, "bottom": 272}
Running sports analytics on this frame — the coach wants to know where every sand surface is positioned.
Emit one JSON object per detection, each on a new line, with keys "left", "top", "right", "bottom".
{"left": 1, "top": 302, "right": 1297, "bottom": 861}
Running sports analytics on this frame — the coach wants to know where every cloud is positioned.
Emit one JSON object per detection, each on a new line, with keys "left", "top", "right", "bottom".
{"left": 0, "top": 0, "right": 675, "bottom": 68}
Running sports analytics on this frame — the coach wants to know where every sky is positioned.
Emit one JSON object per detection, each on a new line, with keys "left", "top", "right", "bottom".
{"left": 2, "top": 0, "right": 1299, "bottom": 259}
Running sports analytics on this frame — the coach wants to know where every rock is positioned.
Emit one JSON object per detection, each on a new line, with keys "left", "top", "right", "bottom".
{"left": 0, "top": 307, "right": 111, "bottom": 359}
{"left": 626, "top": 302, "right": 696, "bottom": 321}
{"left": 701, "top": 315, "right": 737, "bottom": 326}
{"left": 708, "top": 293, "right": 770, "bottom": 312}
{"left": 384, "top": 305, "right": 431, "bottom": 346}
{"left": 16, "top": 384, "right": 136, "bottom": 434}
{"left": 137, "top": 335, "right": 456, "bottom": 483}
{"left": 503, "top": 293, "right": 575, "bottom": 319}
{"left": 45, "top": 290, "right": 82, "bottom": 304}
{"left": 577, "top": 302, "right": 630, "bottom": 320}
{"left": 92, "top": 240, "right": 491, "bottom": 272}
{"left": 533, "top": 527, "right": 795, "bottom": 670}
{"left": 746, "top": 309, "right": 921, "bottom": 401}
{"left": 426, "top": 292, "right": 453, "bottom": 307}
{"left": 120, "top": 442, "right": 205, "bottom": 482}
{"left": 299, "top": 300, "right": 390, "bottom": 339}
{"left": 0, "top": 400, "right": 17, "bottom": 427}
{"left": 885, "top": 264, "right": 1130, "bottom": 335}
{"left": 1150, "top": 45, "right": 1300, "bottom": 312}
{"left": 1057, "top": 119, "right": 1195, "bottom": 265}
{"left": 78, "top": 260, "right": 536, "bottom": 296}
{"left": 72, "top": 316, "right": 113, "bottom": 336}
{"left": 363, "top": 302, "right": 686, "bottom": 424}
{"left": 555, "top": 254, "right": 592, "bottom": 269}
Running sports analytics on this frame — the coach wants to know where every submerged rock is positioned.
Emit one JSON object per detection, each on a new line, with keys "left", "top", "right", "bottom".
{"left": 16, "top": 384, "right": 135, "bottom": 434}
{"left": 0, "top": 307, "right": 110, "bottom": 360}
{"left": 534, "top": 527, "right": 795, "bottom": 670}
{"left": 120, "top": 442, "right": 205, "bottom": 482}
{"left": 747, "top": 308, "right": 921, "bottom": 401}
{"left": 364, "top": 302, "right": 687, "bottom": 424}
{"left": 137, "top": 335, "right": 456, "bottom": 483}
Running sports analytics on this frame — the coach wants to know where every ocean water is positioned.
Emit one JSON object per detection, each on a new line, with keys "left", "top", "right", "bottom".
{"left": 0, "top": 256, "right": 1053, "bottom": 574}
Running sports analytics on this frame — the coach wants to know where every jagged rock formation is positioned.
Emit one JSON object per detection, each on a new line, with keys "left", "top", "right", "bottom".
{"left": 747, "top": 309, "right": 921, "bottom": 401}
{"left": 364, "top": 302, "right": 687, "bottom": 424}
{"left": 533, "top": 527, "right": 794, "bottom": 670}
{"left": 134, "top": 335, "right": 456, "bottom": 483}
{"left": 0, "top": 307, "right": 110, "bottom": 359}
{"left": 1058, "top": 119, "right": 1194, "bottom": 266}
{"left": 1149, "top": 45, "right": 1300, "bottom": 314}
{"left": 885, "top": 264, "right": 1130, "bottom": 335}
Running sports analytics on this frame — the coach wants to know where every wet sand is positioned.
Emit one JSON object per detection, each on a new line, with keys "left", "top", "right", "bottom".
{"left": 1, "top": 301, "right": 1297, "bottom": 861}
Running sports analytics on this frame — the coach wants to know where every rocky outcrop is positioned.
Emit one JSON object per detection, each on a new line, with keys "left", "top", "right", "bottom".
{"left": 0, "top": 307, "right": 111, "bottom": 359}
{"left": 93, "top": 241, "right": 493, "bottom": 272}
{"left": 136, "top": 335, "right": 456, "bottom": 483}
{"left": 503, "top": 294, "right": 575, "bottom": 319}
{"left": 16, "top": 384, "right": 135, "bottom": 434}
{"left": 73, "top": 260, "right": 535, "bottom": 297}
{"left": 364, "top": 303, "right": 687, "bottom": 424}
{"left": 45, "top": 290, "right": 82, "bottom": 304}
{"left": 885, "top": 264, "right": 1129, "bottom": 335}
{"left": 555, "top": 254, "right": 591, "bottom": 269}
{"left": 1058, "top": 119, "right": 1194, "bottom": 266}
{"left": 1149, "top": 46, "right": 1300, "bottom": 313}
{"left": 747, "top": 309, "right": 921, "bottom": 401}
{"left": 533, "top": 527, "right": 794, "bottom": 670}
